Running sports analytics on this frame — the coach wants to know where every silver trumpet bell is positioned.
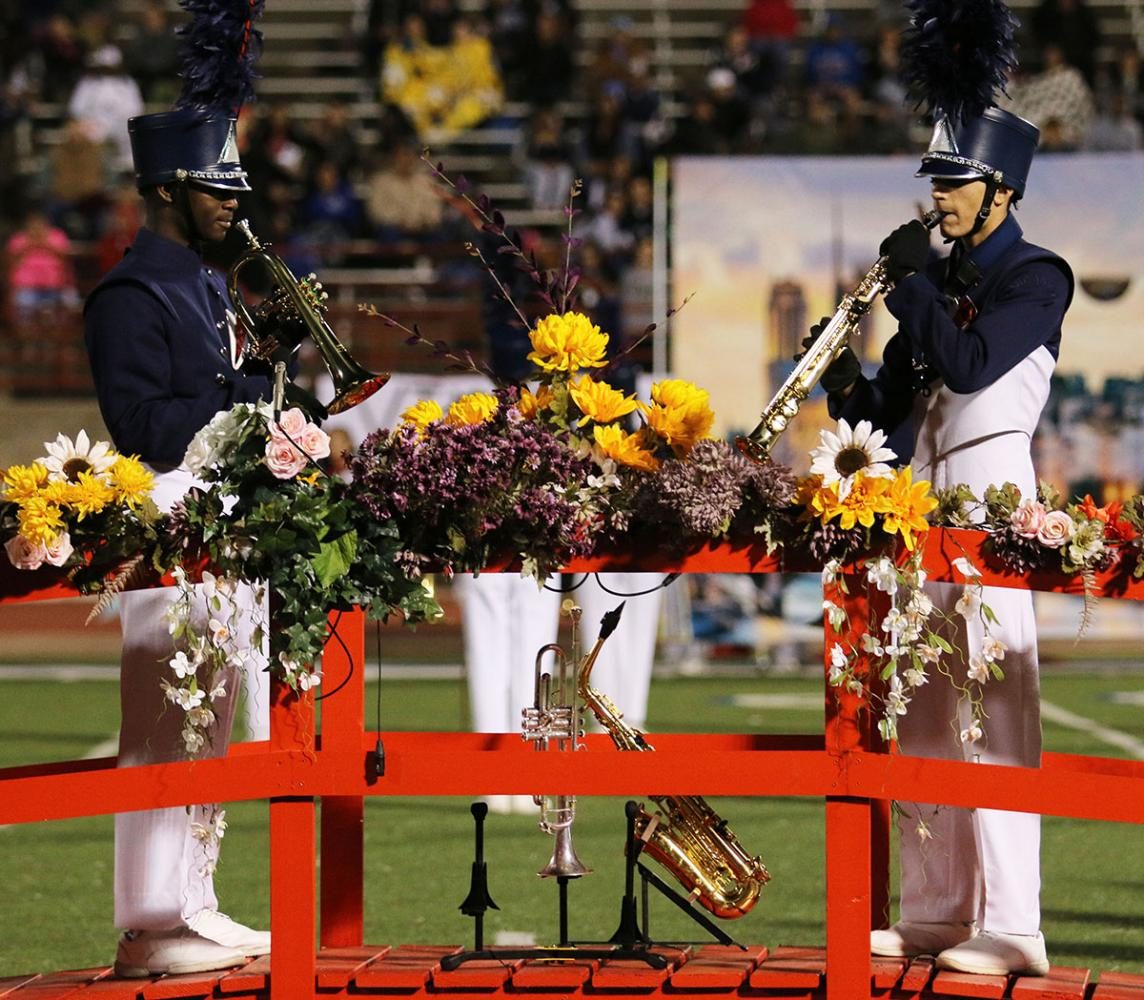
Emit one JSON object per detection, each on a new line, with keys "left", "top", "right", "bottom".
{"left": 522, "top": 602, "right": 592, "bottom": 879}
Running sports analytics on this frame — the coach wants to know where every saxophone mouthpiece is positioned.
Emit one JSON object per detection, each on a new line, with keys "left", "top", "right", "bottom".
{"left": 599, "top": 603, "right": 625, "bottom": 640}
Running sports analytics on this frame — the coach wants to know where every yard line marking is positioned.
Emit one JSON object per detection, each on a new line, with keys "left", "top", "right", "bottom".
{"left": 1041, "top": 700, "right": 1144, "bottom": 759}
{"left": 729, "top": 693, "right": 823, "bottom": 710}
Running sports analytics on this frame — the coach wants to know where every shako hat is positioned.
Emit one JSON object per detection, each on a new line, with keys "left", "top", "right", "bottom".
{"left": 917, "top": 107, "right": 1039, "bottom": 197}
{"left": 900, "top": 0, "right": 1038, "bottom": 196}
{"left": 129, "top": 0, "right": 264, "bottom": 192}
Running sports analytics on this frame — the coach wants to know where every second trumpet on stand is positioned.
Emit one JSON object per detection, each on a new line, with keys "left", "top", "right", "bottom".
{"left": 521, "top": 599, "right": 591, "bottom": 879}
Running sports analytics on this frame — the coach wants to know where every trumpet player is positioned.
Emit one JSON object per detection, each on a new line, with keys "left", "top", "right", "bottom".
{"left": 83, "top": 104, "right": 277, "bottom": 977}
{"left": 808, "top": 109, "right": 1072, "bottom": 976}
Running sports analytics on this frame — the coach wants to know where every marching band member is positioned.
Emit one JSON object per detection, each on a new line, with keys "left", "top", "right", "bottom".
{"left": 819, "top": 107, "right": 1073, "bottom": 975}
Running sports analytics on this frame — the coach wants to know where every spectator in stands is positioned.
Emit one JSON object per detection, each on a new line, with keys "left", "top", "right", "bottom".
{"left": 620, "top": 174, "right": 655, "bottom": 245}
{"left": 666, "top": 90, "right": 727, "bottom": 155}
{"left": 95, "top": 180, "right": 143, "bottom": 277}
{"left": 1106, "top": 44, "right": 1144, "bottom": 124}
{"left": 619, "top": 234, "right": 654, "bottom": 345}
{"left": 803, "top": 13, "right": 867, "bottom": 112}
{"left": 303, "top": 101, "right": 362, "bottom": 185}
{"left": 4, "top": 204, "right": 77, "bottom": 320}
{"left": 705, "top": 66, "right": 753, "bottom": 152}
{"left": 123, "top": 0, "right": 180, "bottom": 105}
{"left": 863, "top": 24, "right": 913, "bottom": 154}
{"left": 522, "top": 107, "right": 576, "bottom": 211}
{"left": 1030, "top": 0, "right": 1101, "bottom": 86}
{"left": 484, "top": 0, "right": 529, "bottom": 97}
{"left": 516, "top": 5, "right": 577, "bottom": 107}
{"left": 739, "top": 0, "right": 800, "bottom": 93}
{"left": 578, "top": 84, "right": 635, "bottom": 200}
{"left": 1001, "top": 43, "right": 1094, "bottom": 151}
{"left": 297, "top": 158, "right": 364, "bottom": 259}
{"left": 436, "top": 15, "right": 504, "bottom": 139}
{"left": 66, "top": 44, "right": 144, "bottom": 174}
{"left": 244, "top": 102, "right": 310, "bottom": 189}
{"left": 31, "top": 12, "right": 86, "bottom": 104}
{"left": 579, "top": 189, "right": 635, "bottom": 269}
{"left": 363, "top": 139, "right": 445, "bottom": 243}
{"left": 419, "top": 0, "right": 460, "bottom": 47}
{"left": 712, "top": 23, "right": 773, "bottom": 101}
{"left": 621, "top": 59, "right": 667, "bottom": 168}
{"left": 44, "top": 116, "right": 113, "bottom": 240}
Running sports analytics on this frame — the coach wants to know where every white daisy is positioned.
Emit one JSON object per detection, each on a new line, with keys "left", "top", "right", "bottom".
{"left": 809, "top": 419, "right": 896, "bottom": 500}
{"left": 41, "top": 430, "right": 116, "bottom": 483}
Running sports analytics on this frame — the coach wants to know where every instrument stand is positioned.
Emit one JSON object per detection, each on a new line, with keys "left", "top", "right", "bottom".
{"left": 611, "top": 801, "right": 746, "bottom": 952}
{"left": 442, "top": 801, "right": 667, "bottom": 971}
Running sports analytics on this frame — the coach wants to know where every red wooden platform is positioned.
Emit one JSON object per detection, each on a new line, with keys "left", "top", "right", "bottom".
{"left": 3, "top": 529, "right": 1144, "bottom": 1000}
{"left": 4, "top": 945, "right": 1143, "bottom": 1000}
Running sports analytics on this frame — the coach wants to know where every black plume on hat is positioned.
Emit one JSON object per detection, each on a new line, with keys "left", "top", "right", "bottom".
{"left": 175, "top": 0, "right": 266, "bottom": 114}
{"left": 900, "top": 0, "right": 1019, "bottom": 124}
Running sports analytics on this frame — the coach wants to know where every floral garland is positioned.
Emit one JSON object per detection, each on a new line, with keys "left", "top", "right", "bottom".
{"left": 1, "top": 430, "right": 159, "bottom": 591}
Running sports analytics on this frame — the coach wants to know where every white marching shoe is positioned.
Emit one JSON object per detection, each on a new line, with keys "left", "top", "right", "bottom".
{"left": 870, "top": 920, "right": 977, "bottom": 957}
{"left": 936, "top": 930, "right": 1050, "bottom": 976}
{"left": 114, "top": 928, "right": 247, "bottom": 977}
{"left": 187, "top": 909, "right": 272, "bottom": 956}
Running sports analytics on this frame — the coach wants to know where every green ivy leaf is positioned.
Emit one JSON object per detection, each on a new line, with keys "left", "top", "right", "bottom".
{"left": 312, "top": 530, "right": 358, "bottom": 588}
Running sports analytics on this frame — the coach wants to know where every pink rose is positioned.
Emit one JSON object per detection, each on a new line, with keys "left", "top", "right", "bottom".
{"left": 296, "top": 425, "right": 330, "bottom": 462}
{"left": 43, "top": 532, "right": 74, "bottom": 567}
{"left": 1037, "top": 509, "right": 1076, "bottom": 548}
{"left": 272, "top": 407, "right": 309, "bottom": 440}
{"left": 5, "top": 534, "right": 46, "bottom": 570}
{"left": 264, "top": 438, "right": 308, "bottom": 480}
{"left": 1009, "top": 500, "right": 1046, "bottom": 539}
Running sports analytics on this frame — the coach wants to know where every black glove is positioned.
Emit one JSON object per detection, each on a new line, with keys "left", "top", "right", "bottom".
{"left": 878, "top": 219, "right": 930, "bottom": 284}
{"left": 797, "top": 316, "right": 862, "bottom": 395}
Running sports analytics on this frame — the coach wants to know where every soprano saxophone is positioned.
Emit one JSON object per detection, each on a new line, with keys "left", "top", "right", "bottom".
{"left": 737, "top": 209, "right": 943, "bottom": 462}
{"left": 578, "top": 605, "right": 770, "bottom": 919}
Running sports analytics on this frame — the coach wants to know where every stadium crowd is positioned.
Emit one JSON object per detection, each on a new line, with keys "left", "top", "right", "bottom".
{"left": 1, "top": 0, "right": 1141, "bottom": 358}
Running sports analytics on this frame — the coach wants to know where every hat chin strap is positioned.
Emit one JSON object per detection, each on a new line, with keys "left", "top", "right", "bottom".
{"left": 171, "top": 170, "right": 206, "bottom": 251}
{"left": 967, "top": 168, "right": 1005, "bottom": 240}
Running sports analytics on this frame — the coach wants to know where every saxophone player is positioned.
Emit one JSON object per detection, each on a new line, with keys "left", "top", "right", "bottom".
{"left": 808, "top": 109, "right": 1073, "bottom": 976}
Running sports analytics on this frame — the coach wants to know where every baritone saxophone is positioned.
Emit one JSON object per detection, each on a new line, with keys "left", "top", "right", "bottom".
{"left": 577, "top": 604, "right": 770, "bottom": 919}
{"left": 737, "top": 209, "right": 943, "bottom": 462}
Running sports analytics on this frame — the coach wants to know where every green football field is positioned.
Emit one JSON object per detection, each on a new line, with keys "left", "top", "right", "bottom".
{"left": 1, "top": 666, "right": 1143, "bottom": 977}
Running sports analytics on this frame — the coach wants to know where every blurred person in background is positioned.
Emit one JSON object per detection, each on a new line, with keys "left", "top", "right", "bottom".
{"left": 5, "top": 203, "right": 77, "bottom": 320}
{"left": 66, "top": 44, "right": 144, "bottom": 174}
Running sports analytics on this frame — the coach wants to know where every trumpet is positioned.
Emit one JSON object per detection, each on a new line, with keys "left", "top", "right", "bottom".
{"left": 521, "top": 599, "right": 591, "bottom": 879}
{"left": 227, "top": 219, "right": 390, "bottom": 415}
{"left": 737, "top": 209, "right": 943, "bottom": 462}
{"left": 579, "top": 604, "right": 770, "bottom": 918}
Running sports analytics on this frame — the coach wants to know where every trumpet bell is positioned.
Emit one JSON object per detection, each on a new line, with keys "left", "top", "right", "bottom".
{"left": 538, "top": 824, "right": 592, "bottom": 879}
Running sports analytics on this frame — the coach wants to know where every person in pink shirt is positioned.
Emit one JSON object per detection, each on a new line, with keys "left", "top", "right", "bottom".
{"left": 5, "top": 207, "right": 77, "bottom": 318}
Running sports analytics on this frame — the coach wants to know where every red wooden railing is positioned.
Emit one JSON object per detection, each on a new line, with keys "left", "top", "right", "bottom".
{"left": 2, "top": 528, "right": 1144, "bottom": 999}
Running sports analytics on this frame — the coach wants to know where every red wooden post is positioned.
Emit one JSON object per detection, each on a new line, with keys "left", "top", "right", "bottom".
{"left": 319, "top": 607, "right": 366, "bottom": 947}
{"left": 823, "top": 575, "right": 871, "bottom": 995}
{"left": 269, "top": 674, "right": 317, "bottom": 997}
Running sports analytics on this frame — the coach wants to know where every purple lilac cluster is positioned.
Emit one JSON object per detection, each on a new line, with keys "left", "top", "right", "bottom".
{"left": 349, "top": 406, "right": 596, "bottom": 576}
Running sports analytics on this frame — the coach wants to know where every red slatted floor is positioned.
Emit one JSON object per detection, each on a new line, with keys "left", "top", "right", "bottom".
{"left": 3, "top": 945, "right": 1143, "bottom": 1000}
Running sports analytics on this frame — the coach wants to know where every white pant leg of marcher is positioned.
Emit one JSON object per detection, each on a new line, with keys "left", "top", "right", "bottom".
{"left": 573, "top": 573, "right": 665, "bottom": 731}
{"left": 457, "top": 572, "right": 560, "bottom": 733}
{"left": 898, "top": 433, "right": 1042, "bottom": 935}
{"left": 114, "top": 468, "right": 263, "bottom": 930}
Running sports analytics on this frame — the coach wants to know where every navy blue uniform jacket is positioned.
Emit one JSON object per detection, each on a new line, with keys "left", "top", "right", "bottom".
{"left": 85, "top": 227, "right": 273, "bottom": 468}
{"left": 831, "top": 214, "right": 1074, "bottom": 462}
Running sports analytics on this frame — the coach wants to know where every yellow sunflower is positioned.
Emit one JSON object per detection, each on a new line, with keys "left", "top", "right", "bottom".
{"left": 526, "top": 312, "right": 609, "bottom": 373}
{"left": 66, "top": 470, "right": 115, "bottom": 520}
{"left": 593, "top": 423, "right": 660, "bottom": 472}
{"left": 446, "top": 392, "right": 499, "bottom": 426}
{"left": 400, "top": 398, "right": 445, "bottom": 434}
{"left": 17, "top": 495, "right": 65, "bottom": 546}
{"left": 108, "top": 455, "right": 154, "bottom": 508}
{"left": 820, "top": 474, "right": 892, "bottom": 531}
{"left": 516, "top": 385, "right": 554, "bottom": 419}
{"left": 880, "top": 466, "right": 938, "bottom": 551}
{"left": 569, "top": 374, "right": 638, "bottom": 425}
{"left": 2, "top": 462, "right": 49, "bottom": 502}
{"left": 643, "top": 378, "right": 715, "bottom": 455}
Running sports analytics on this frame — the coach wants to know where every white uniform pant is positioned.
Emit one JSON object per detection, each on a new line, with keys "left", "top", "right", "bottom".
{"left": 115, "top": 468, "right": 262, "bottom": 930}
{"left": 901, "top": 431, "right": 1042, "bottom": 935}
{"left": 457, "top": 572, "right": 665, "bottom": 734}
{"left": 569, "top": 573, "right": 664, "bottom": 731}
